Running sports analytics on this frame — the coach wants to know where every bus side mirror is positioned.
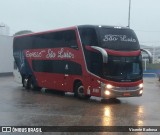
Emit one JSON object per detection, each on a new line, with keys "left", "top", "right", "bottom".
{"left": 140, "top": 48, "right": 152, "bottom": 63}
{"left": 90, "top": 46, "right": 108, "bottom": 63}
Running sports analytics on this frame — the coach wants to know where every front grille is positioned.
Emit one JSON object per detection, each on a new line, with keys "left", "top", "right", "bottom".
{"left": 112, "top": 86, "right": 140, "bottom": 91}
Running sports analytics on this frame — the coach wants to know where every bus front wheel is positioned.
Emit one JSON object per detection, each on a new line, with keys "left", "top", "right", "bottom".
{"left": 74, "top": 82, "right": 90, "bottom": 99}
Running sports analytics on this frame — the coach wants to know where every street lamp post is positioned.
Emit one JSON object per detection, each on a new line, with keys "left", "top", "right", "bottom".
{"left": 144, "top": 59, "right": 147, "bottom": 71}
{"left": 128, "top": 0, "right": 131, "bottom": 28}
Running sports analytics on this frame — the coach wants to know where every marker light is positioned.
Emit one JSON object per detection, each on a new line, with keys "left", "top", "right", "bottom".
{"left": 139, "top": 83, "right": 143, "bottom": 88}
{"left": 105, "top": 90, "right": 110, "bottom": 95}
{"left": 106, "top": 84, "right": 113, "bottom": 89}
{"left": 114, "top": 26, "right": 121, "bottom": 29}
{"left": 139, "top": 90, "right": 143, "bottom": 95}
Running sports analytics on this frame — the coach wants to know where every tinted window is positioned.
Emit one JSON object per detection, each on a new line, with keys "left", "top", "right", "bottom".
{"left": 14, "top": 30, "right": 78, "bottom": 50}
{"left": 103, "top": 56, "right": 142, "bottom": 82}
{"left": 78, "top": 27, "right": 102, "bottom": 76}
{"left": 79, "top": 28, "right": 98, "bottom": 46}
{"left": 32, "top": 60, "right": 82, "bottom": 75}
{"left": 87, "top": 51, "right": 103, "bottom": 76}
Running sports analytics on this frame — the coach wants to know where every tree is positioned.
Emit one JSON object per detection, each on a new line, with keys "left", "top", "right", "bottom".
{"left": 14, "top": 30, "right": 33, "bottom": 36}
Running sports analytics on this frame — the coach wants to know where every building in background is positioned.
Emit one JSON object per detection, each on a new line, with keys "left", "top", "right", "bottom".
{"left": 0, "top": 35, "right": 13, "bottom": 75}
{"left": 141, "top": 45, "right": 160, "bottom": 78}
{"left": 141, "top": 45, "right": 160, "bottom": 63}
{"left": 0, "top": 22, "right": 10, "bottom": 36}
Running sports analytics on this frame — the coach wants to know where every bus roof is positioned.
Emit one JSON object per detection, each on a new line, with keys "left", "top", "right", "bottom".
{"left": 14, "top": 25, "right": 130, "bottom": 38}
{"left": 78, "top": 25, "right": 129, "bottom": 29}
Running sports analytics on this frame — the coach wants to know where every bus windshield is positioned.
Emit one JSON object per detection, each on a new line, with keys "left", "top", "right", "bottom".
{"left": 103, "top": 56, "right": 142, "bottom": 82}
{"left": 98, "top": 28, "right": 140, "bottom": 51}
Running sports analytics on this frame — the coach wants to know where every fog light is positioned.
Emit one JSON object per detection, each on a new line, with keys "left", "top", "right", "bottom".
{"left": 105, "top": 90, "right": 110, "bottom": 95}
{"left": 139, "top": 90, "right": 143, "bottom": 94}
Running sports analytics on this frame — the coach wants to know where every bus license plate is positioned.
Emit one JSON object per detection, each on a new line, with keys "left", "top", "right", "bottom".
{"left": 123, "top": 93, "right": 131, "bottom": 96}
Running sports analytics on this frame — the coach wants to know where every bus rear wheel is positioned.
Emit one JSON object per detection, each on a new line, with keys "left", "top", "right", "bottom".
{"left": 30, "top": 82, "right": 38, "bottom": 90}
{"left": 30, "top": 78, "right": 41, "bottom": 91}
{"left": 23, "top": 78, "right": 30, "bottom": 89}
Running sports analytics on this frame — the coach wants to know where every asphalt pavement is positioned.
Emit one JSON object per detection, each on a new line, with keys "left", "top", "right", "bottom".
{"left": 0, "top": 76, "right": 160, "bottom": 135}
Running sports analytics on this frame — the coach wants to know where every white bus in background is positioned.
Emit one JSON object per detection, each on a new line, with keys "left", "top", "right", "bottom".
{"left": 0, "top": 35, "right": 13, "bottom": 75}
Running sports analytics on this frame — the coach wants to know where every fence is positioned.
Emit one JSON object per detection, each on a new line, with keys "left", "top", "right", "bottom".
{"left": 143, "top": 69, "right": 160, "bottom": 78}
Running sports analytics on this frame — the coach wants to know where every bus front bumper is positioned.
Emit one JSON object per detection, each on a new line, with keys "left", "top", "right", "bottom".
{"left": 101, "top": 83, "right": 143, "bottom": 98}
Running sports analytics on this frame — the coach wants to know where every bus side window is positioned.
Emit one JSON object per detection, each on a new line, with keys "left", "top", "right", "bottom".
{"left": 63, "top": 31, "right": 78, "bottom": 49}
{"left": 79, "top": 28, "right": 98, "bottom": 46}
{"left": 34, "top": 30, "right": 78, "bottom": 49}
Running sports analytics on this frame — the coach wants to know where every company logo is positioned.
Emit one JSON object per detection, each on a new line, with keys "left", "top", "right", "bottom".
{"left": 25, "top": 48, "right": 74, "bottom": 59}
{"left": 1, "top": 127, "right": 42, "bottom": 133}
{"left": 2, "top": 127, "right": 11, "bottom": 132}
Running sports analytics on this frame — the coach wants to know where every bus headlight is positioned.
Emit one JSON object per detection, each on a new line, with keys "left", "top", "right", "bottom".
{"left": 139, "top": 83, "right": 143, "bottom": 89}
{"left": 106, "top": 84, "right": 113, "bottom": 89}
{"left": 105, "top": 90, "right": 110, "bottom": 95}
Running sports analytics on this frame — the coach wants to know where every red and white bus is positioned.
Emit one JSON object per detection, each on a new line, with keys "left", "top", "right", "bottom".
{"left": 13, "top": 25, "right": 152, "bottom": 99}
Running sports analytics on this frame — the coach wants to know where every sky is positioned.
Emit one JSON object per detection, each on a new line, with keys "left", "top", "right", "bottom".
{"left": 0, "top": 0, "right": 160, "bottom": 46}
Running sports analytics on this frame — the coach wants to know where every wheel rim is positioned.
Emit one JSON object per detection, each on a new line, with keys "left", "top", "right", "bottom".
{"left": 30, "top": 83, "right": 34, "bottom": 90}
{"left": 24, "top": 79, "right": 28, "bottom": 87}
{"left": 77, "top": 86, "right": 85, "bottom": 97}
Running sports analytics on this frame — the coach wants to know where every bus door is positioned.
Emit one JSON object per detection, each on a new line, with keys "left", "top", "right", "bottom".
{"left": 89, "top": 51, "right": 103, "bottom": 96}
{"left": 63, "top": 61, "right": 82, "bottom": 92}
{"left": 63, "top": 63, "right": 73, "bottom": 92}
{"left": 53, "top": 61, "right": 71, "bottom": 92}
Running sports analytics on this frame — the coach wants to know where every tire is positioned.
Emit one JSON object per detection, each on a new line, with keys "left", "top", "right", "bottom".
{"left": 30, "top": 82, "right": 36, "bottom": 90}
{"left": 30, "top": 78, "right": 41, "bottom": 91}
{"left": 23, "top": 78, "right": 30, "bottom": 89}
{"left": 74, "top": 82, "right": 90, "bottom": 99}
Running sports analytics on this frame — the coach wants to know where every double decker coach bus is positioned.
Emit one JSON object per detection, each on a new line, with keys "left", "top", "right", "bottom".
{"left": 13, "top": 25, "right": 152, "bottom": 99}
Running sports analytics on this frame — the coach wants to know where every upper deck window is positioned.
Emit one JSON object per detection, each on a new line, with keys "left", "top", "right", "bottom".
{"left": 79, "top": 28, "right": 98, "bottom": 46}
{"left": 14, "top": 30, "right": 78, "bottom": 50}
